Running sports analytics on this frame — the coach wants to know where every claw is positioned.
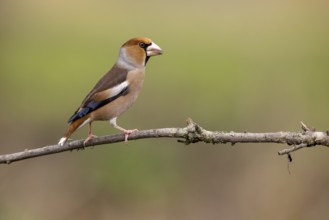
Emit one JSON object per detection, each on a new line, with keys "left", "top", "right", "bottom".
{"left": 83, "top": 134, "right": 97, "bottom": 146}
{"left": 109, "top": 118, "right": 138, "bottom": 143}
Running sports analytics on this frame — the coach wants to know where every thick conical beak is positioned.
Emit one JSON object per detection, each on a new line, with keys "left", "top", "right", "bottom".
{"left": 146, "top": 42, "right": 163, "bottom": 56}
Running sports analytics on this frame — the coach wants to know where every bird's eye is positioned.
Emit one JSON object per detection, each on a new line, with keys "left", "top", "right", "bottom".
{"left": 139, "top": 42, "right": 146, "bottom": 48}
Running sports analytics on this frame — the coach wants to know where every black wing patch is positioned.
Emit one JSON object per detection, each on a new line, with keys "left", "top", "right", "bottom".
{"left": 68, "top": 86, "right": 129, "bottom": 123}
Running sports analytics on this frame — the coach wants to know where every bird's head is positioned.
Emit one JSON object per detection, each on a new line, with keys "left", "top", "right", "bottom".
{"left": 117, "top": 37, "right": 163, "bottom": 69}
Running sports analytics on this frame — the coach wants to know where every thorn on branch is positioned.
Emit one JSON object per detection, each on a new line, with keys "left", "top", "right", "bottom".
{"left": 300, "top": 121, "right": 315, "bottom": 132}
{"left": 186, "top": 117, "right": 194, "bottom": 126}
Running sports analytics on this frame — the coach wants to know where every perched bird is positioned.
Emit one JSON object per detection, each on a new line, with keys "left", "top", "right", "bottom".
{"left": 58, "top": 37, "right": 162, "bottom": 146}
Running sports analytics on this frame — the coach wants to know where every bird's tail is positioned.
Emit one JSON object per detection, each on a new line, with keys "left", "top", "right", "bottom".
{"left": 58, "top": 116, "right": 90, "bottom": 145}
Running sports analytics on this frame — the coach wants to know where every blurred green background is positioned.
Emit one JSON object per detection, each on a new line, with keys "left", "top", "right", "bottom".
{"left": 1, "top": 0, "right": 329, "bottom": 219}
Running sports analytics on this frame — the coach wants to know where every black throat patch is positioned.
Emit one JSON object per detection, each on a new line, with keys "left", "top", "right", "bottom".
{"left": 145, "top": 56, "right": 150, "bottom": 65}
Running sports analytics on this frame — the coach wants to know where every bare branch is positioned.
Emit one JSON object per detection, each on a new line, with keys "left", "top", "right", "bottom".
{"left": 0, "top": 119, "right": 328, "bottom": 164}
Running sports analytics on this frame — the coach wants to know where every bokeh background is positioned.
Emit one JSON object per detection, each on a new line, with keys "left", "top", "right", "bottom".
{"left": 1, "top": 0, "right": 329, "bottom": 219}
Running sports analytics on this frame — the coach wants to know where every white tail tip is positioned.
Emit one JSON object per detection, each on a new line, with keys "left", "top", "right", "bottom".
{"left": 58, "top": 137, "right": 67, "bottom": 146}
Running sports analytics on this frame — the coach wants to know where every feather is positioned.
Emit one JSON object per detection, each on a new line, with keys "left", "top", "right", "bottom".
{"left": 68, "top": 85, "right": 128, "bottom": 123}
{"left": 67, "top": 64, "right": 129, "bottom": 123}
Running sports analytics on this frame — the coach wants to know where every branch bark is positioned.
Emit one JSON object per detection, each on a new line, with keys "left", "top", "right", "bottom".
{"left": 1, "top": 119, "right": 328, "bottom": 164}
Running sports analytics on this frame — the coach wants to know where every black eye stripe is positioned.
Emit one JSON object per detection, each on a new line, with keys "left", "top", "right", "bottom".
{"left": 138, "top": 42, "right": 152, "bottom": 49}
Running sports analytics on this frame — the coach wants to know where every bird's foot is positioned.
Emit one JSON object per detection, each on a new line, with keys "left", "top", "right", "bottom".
{"left": 83, "top": 134, "right": 97, "bottom": 146}
{"left": 123, "top": 129, "right": 138, "bottom": 143}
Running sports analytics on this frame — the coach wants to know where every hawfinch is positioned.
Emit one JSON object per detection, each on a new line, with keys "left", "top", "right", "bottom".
{"left": 58, "top": 37, "right": 162, "bottom": 146}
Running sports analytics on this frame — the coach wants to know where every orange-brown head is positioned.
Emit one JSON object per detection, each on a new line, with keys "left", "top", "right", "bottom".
{"left": 117, "top": 37, "right": 162, "bottom": 69}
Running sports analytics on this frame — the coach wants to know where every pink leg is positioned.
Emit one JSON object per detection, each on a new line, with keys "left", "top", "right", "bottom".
{"left": 83, "top": 122, "right": 97, "bottom": 145}
{"left": 109, "top": 118, "right": 138, "bottom": 143}
{"left": 123, "top": 129, "right": 138, "bottom": 143}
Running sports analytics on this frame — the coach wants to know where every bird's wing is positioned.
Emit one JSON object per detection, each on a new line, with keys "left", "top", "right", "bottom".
{"left": 68, "top": 65, "right": 129, "bottom": 123}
